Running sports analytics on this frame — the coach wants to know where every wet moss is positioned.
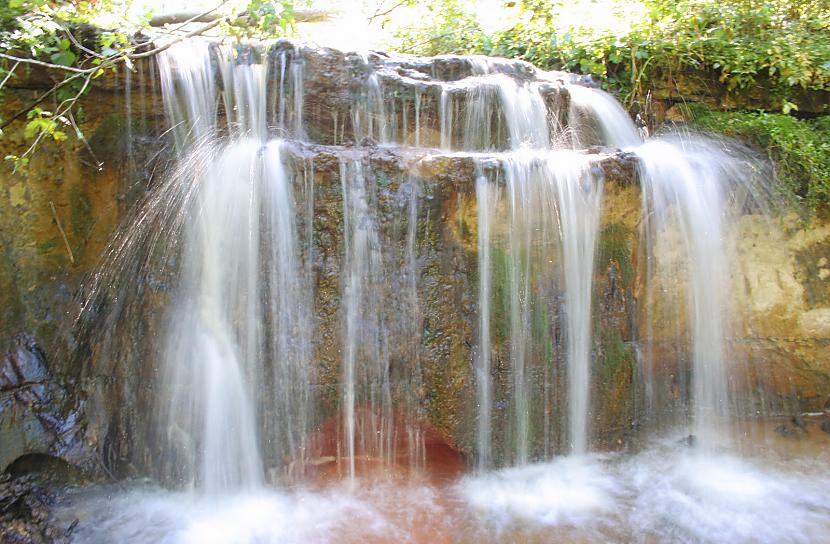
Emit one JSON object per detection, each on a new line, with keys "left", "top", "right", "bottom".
{"left": 35, "top": 238, "right": 59, "bottom": 255}
{"left": 593, "top": 328, "right": 637, "bottom": 443}
{"left": 490, "top": 247, "right": 511, "bottom": 343}
{"left": 597, "top": 223, "right": 634, "bottom": 286}
{"left": 86, "top": 114, "right": 129, "bottom": 164}
{"left": 69, "top": 186, "right": 93, "bottom": 263}
{"left": 794, "top": 239, "right": 830, "bottom": 306}
{"left": 600, "top": 329, "right": 633, "bottom": 378}
{"left": 532, "top": 300, "right": 554, "bottom": 363}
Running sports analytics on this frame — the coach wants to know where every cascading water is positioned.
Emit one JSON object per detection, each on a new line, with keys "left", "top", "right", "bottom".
{"left": 153, "top": 43, "right": 316, "bottom": 491}
{"left": 339, "top": 158, "right": 388, "bottom": 482}
{"left": 634, "top": 137, "right": 768, "bottom": 449}
{"left": 475, "top": 172, "right": 496, "bottom": 471}
{"left": 554, "top": 155, "right": 604, "bottom": 455}
{"left": 567, "top": 84, "right": 642, "bottom": 148}
{"left": 56, "top": 36, "right": 830, "bottom": 544}
{"left": 461, "top": 67, "right": 605, "bottom": 463}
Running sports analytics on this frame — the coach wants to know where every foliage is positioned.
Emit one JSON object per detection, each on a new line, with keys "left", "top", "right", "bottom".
{"left": 0, "top": 1, "right": 297, "bottom": 170}
{"left": 0, "top": 1, "right": 147, "bottom": 169}
{"left": 249, "top": 0, "right": 295, "bottom": 36}
{"left": 394, "top": 0, "right": 830, "bottom": 111}
{"left": 227, "top": 0, "right": 298, "bottom": 39}
{"left": 683, "top": 104, "right": 830, "bottom": 210}
{"left": 393, "top": 0, "right": 490, "bottom": 56}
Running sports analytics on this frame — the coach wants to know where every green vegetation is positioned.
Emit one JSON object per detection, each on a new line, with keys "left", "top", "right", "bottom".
{"left": 0, "top": 1, "right": 296, "bottom": 169}
{"left": 0, "top": 0, "right": 136, "bottom": 168}
{"left": 682, "top": 106, "right": 830, "bottom": 208}
{"left": 394, "top": 0, "right": 830, "bottom": 110}
{"left": 597, "top": 224, "right": 633, "bottom": 285}
{"left": 4, "top": 1, "right": 830, "bottom": 208}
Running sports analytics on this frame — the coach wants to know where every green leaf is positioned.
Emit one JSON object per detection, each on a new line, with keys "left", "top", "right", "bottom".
{"left": 50, "top": 50, "right": 77, "bottom": 67}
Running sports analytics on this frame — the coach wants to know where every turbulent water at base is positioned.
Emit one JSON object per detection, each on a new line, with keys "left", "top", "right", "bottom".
{"left": 54, "top": 429, "right": 830, "bottom": 543}
{"left": 60, "top": 37, "right": 830, "bottom": 543}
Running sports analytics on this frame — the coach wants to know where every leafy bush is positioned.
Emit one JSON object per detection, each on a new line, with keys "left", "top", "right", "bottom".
{"left": 394, "top": 0, "right": 830, "bottom": 111}
{"left": 393, "top": 0, "right": 490, "bottom": 56}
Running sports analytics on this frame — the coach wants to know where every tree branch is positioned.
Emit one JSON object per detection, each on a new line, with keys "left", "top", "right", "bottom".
{"left": 49, "top": 201, "right": 75, "bottom": 265}
{"left": 0, "top": 73, "right": 84, "bottom": 131}
{"left": 0, "top": 52, "right": 91, "bottom": 73}
{"left": 368, "top": 0, "right": 410, "bottom": 24}
{"left": 0, "top": 61, "right": 20, "bottom": 89}
{"left": 128, "top": 17, "right": 227, "bottom": 60}
{"left": 1, "top": 13, "right": 229, "bottom": 132}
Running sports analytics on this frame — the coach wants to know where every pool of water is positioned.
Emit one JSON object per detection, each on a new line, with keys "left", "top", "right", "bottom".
{"left": 52, "top": 422, "right": 830, "bottom": 544}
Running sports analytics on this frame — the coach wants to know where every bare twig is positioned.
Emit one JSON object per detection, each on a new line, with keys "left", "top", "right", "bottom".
{"left": 368, "top": 0, "right": 410, "bottom": 24}
{"left": 48, "top": 72, "right": 94, "bottom": 130}
{"left": 67, "top": 111, "right": 103, "bottom": 170}
{"left": 0, "top": 60, "right": 20, "bottom": 90}
{"left": 49, "top": 201, "right": 75, "bottom": 265}
{"left": 12, "top": 71, "right": 94, "bottom": 164}
{"left": 0, "top": 9, "right": 227, "bottom": 78}
{"left": 150, "top": 0, "right": 229, "bottom": 30}
{"left": 397, "top": 30, "right": 457, "bottom": 54}
{"left": 63, "top": 28, "right": 108, "bottom": 59}
{"left": 1, "top": 11, "right": 227, "bottom": 134}
{"left": 149, "top": 4, "right": 331, "bottom": 26}
{"left": 0, "top": 52, "right": 90, "bottom": 73}
{"left": 128, "top": 17, "right": 227, "bottom": 59}
{"left": 0, "top": 72, "right": 84, "bottom": 130}
{"left": 14, "top": 130, "right": 47, "bottom": 173}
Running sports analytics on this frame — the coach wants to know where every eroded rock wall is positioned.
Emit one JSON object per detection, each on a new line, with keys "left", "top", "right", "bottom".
{"left": 1, "top": 55, "right": 829, "bottom": 478}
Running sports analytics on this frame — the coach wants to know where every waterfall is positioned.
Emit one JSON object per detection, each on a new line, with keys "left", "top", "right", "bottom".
{"left": 439, "top": 89, "right": 452, "bottom": 150}
{"left": 339, "top": 159, "right": 388, "bottom": 482}
{"left": 162, "top": 139, "right": 267, "bottom": 493}
{"left": 637, "top": 141, "right": 729, "bottom": 449}
{"left": 467, "top": 71, "right": 605, "bottom": 464}
{"left": 55, "top": 35, "right": 830, "bottom": 544}
{"left": 634, "top": 137, "right": 765, "bottom": 449}
{"left": 75, "top": 37, "right": 771, "bottom": 488}
{"left": 151, "top": 42, "right": 314, "bottom": 491}
{"left": 567, "top": 84, "right": 641, "bottom": 148}
{"left": 157, "top": 41, "right": 217, "bottom": 147}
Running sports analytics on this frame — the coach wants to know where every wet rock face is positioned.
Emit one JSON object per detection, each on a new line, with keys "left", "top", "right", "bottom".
{"left": 1, "top": 41, "right": 830, "bottom": 481}
{"left": 645, "top": 68, "right": 830, "bottom": 126}
{"left": 0, "top": 335, "right": 87, "bottom": 474}
{"left": 0, "top": 473, "right": 72, "bottom": 544}
{"left": 234, "top": 41, "right": 580, "bottom": 149}
{"left": 1, "top": 334, "right": 48, "bottom": 388}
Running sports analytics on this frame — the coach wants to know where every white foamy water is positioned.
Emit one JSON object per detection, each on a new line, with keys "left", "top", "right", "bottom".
{"left": 457, "top": 443, "right": 830, "bottom": 543}
{"left": 52, "top": 435, "right": 830, "bottom": 544}
{"left": 56, "top": 441, "right": 830, "bottom": 544}
{"left": 57, "top": 487, "right": 394, "bottom": 544}
{"left": 625, "top": 447, "right": 830, "bottom": 543}
{"left": 458, "top": 454, "right": 624, "bottom": 532}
